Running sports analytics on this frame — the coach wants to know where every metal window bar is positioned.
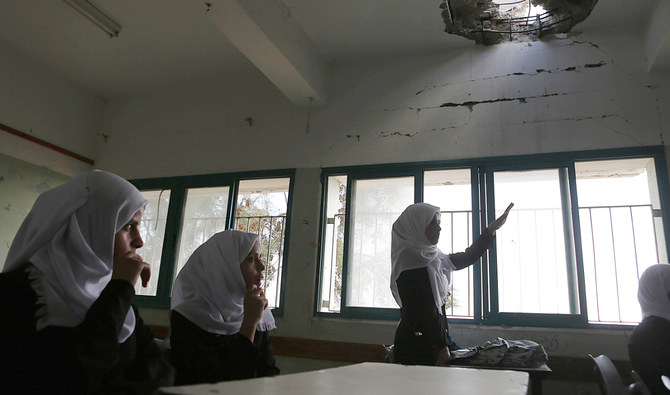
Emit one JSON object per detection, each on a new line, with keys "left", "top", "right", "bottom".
{"left": 443, "top": 210, "right": 474, "bottom": 318}
{"left": 324, "top": 211, "right": 475, "bottom": 317}
{"left": 579, "top": 204, "right": 659, "bottom": 324}
{"left": 323, "top": 214, "right": 346, "bottom": 312}
{"left": 324, "top": 204, "right": 656, "bottom": 323}
{"left": 234, "top": 215, "right": 287, "bottom": 308}
{"left": 478, "top": 9, "right": 573, "bottom": 43}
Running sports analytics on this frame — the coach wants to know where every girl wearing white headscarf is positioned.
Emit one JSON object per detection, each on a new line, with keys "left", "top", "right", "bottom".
{"left": 391, "top": 202, "right": 512, "bottom": 366}
{"left": 0, "top": 170, "right": 174, "bottom": 394}
{"left": 169, "top": 230, "right": 279, "bottom": 384}
{"left": 628, "top": 264, "right": 670, "bottom": 394}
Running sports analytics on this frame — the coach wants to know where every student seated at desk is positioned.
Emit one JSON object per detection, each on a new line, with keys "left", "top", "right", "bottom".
{"left": 169, "top": 230, "right": 279, "bottom": 385}
{"left": 0, "top": 170, "right": 175, "bottom": 394}
{"left": 628, "top": 263, "right": 670, "bottom": 395}
{"left": 390, "top": 202, "right": 512, "bottom": 366}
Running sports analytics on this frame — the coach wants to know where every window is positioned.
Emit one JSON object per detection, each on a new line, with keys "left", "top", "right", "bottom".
{"left": 424, "top": 169, "right": 474, "bottom": 318}
{"left": 575, "top": 158, "right": 664, "bottom": 324}
{"left": 317, "top": 147, "right": 670, "bottom": 328}
{"left": 131, "top": 170, "right": 295, "bottom": 311}
{"left": 135, "top": 189, "right": 170, "bottom": 296}
{"left": 234, "top": 178, "right": 290, "bottom": 309}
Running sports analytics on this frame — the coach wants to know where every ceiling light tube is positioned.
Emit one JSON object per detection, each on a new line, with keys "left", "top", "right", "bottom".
{"left": 62, "top": 0, "right": 121, "bottom": 38}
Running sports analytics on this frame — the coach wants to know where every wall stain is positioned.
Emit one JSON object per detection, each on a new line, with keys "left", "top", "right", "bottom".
{"left": 537, "top": 334, "right": 559, "bottom": 351}
{"left": 414, "top": 37, "right": 610, "bottom": 98}
{"left": 379, "top": 126, "right": 457, "bottom": 138}
{"left": 346, "top": 134, "right": 361, "bottom": 141}
{"left": 439, "top": 93, "right": 563, "bottom": 112}
{"left": 3, "top": 204, "right": 10, "bottom": 211}
{"left": 415, "top": 57, "right": 608, "bottom": 97}
{"left": 380, "top": 131, "right": 419, "bottom": 138}
{"left": 645, "top": 84, "right": 664, "bottom": 145}
{"left": 584, "top": 61, "right": 606, "bottom": 68}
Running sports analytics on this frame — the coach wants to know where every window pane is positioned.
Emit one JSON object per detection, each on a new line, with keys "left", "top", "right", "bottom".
{"left": 425, "top": 169, "right": 474, "bottom": 318}
{"left": 319, "top": 175, "right": 347, "bottom": 313}
{"left": 493, "top": 169, "right": 579, "bottom": 314}
{"left": 576, "top": 158, "right": 664, "bottom": 324}
{"left": 347, "top": 177, "right": 414, "bottom": 308}
{"left": 234, "top": 178, "right": 290, "bottom": 309}
{"left": 174, "top": 187, "right": 230, "bottom": 279}
{"left": 137, "top": 189, "right": 171, "bottom": 296}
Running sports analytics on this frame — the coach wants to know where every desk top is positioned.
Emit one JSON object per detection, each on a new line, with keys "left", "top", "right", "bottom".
{"left": 160, "top": 362, "right": 529, "bottom": 395}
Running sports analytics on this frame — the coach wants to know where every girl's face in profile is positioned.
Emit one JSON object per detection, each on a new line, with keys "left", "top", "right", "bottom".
{"left": 113, "top": 208, "right": 145, "bottom": 259}
{"left": 240, "top": 242, "right": 265, "bottom": 289}
{"left": 424, "top": 213, "right": 441, "bottom": 245}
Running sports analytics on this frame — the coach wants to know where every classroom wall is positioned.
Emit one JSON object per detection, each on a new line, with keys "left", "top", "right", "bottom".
{"left": 95, "top": 30, "right": 670, "bottom": 177}
{"left": 0, "top": 45, "right": 101, "bottom": 176}
{"left": 1, "top": 22, "right": 669, "bottom": 391}
{"left": 121, "top": 29, "right": 669, "bottom": 373}
{"left": 0, "top": 153, "right": 71, "bottom": 267}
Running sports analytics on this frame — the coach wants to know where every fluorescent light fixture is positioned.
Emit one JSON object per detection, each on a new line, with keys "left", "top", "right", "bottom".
{"left": 62, "top": 0, "right": 121, "bottom": 38}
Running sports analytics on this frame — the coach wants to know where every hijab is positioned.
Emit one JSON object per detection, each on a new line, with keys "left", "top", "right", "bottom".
{"left": 390, "top": 203, "right": 455, "bottom": 312}
{"left": 3, "top": 170, "right": 146, "bottom": 342}
{"left": 637, "top": 264, "right": 670, "bottom": 322}
{"left": 171, "top": 230, "right": 276, "bottom": 335}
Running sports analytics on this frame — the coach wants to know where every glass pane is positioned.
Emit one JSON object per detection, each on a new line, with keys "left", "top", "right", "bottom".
{"left": 174, "top": 187, "right": 230, "bottom": 279}
{"left": 319, "top": 175, "right": 347, "bottom": 313}
{"left": 347, "top": 177, "right": 414, "bottom": 308}
{"left": 424, "top": 169, "right": 474, "bottom": 318}
{"left": 234, "top": 178, "right": 290, "bottom": 309}
{"left": 576, "top": 158, "right": 664, "bottom": 324}
{"left": 493, "top": 168, "right": 578, "bottom": 314}
{"left": 136, "top": 189, "right": 171, "bottom": 296}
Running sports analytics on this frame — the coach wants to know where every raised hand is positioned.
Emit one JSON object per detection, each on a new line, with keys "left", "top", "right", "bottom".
{"left": 487, "top": 202, "right": 514, "bottom": 233}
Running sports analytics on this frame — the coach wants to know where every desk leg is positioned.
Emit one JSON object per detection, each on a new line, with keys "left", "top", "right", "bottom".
{"left": 530, "top": 376, "right": 542, "bottom": 395}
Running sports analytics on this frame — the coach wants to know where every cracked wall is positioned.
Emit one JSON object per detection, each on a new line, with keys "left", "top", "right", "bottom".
{"left": 313, "top": 32, "right": 669, "bottom": 168}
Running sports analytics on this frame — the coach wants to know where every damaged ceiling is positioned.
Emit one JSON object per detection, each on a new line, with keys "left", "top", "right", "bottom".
{"left": 0, "top": 0, "right": 665, "bottom": 105}
{"left": 442, "top": 0, "right": 599, "bottom": 45}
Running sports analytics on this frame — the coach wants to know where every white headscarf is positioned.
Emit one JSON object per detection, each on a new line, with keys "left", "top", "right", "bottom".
{"left": 3, "top": 170, "right": 146, "bottom": 343}
{"left": 390, "top": 203, "right": 455, "bottom": 313}
{"left": 638, "top": 264, "right": 670, "bottom": 322}
{"left": 171, "top": 230, "right": 276, "bottom": 335}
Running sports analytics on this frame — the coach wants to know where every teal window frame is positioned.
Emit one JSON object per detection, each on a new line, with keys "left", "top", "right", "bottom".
{"left": 130, "top": 169, "right": 296, "bottom": 315}
{"left": 315, "top": 146, "right": 670, "bottom": 329}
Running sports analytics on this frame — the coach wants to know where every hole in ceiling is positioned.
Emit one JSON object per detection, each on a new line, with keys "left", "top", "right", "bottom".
{"left": 440, "top": 0, "right": 599, "bottom": 45}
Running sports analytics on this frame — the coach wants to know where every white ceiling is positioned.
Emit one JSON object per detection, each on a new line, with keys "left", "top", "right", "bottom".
{"left": 0, "top": 0, "right": 661, "bottom": 102}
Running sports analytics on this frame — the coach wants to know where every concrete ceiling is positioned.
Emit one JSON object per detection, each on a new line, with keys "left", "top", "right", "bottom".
{"left": 0, "top": 0, "right": 666, "bottom": 105}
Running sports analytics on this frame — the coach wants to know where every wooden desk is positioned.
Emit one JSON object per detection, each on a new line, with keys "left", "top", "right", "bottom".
{"left": 160, "top": 362, "right": 529, "bottom": 394}
{"left": 451, "top": 363, "right": 551, "bottom": 395}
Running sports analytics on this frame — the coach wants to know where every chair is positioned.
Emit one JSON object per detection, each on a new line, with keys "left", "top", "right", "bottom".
{"left": 589, "top": 354, "right": 624, "bottom": 395}
{"left": 627, "top": 370, "right": 651, "bottom": 395}
{"left": 383, "top": 344, "right": 396, "bottom": 363}
{"left": 662, "top": 375, "right": 670, "bottom": 390}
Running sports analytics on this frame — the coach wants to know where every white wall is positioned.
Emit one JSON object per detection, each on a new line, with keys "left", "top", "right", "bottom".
{"left": 0, "top": 45, "right": 101, "bottom": 176}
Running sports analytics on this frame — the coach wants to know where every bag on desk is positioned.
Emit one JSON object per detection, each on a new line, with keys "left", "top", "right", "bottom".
{"left": 450, "top": 337, "right": 548, "bottom": 368}
{"left": 498, "top": 338, "right": 548, "bottom": 368}
{"left": 450, "top": 338, "right": 508, "bottom": 366}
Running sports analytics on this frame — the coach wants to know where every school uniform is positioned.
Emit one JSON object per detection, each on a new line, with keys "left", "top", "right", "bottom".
{"left": 391, "top": 203, "right": 493, "bottom": 366}
{"left": 170, "top": 230, "right": 279, "bottom": 385}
